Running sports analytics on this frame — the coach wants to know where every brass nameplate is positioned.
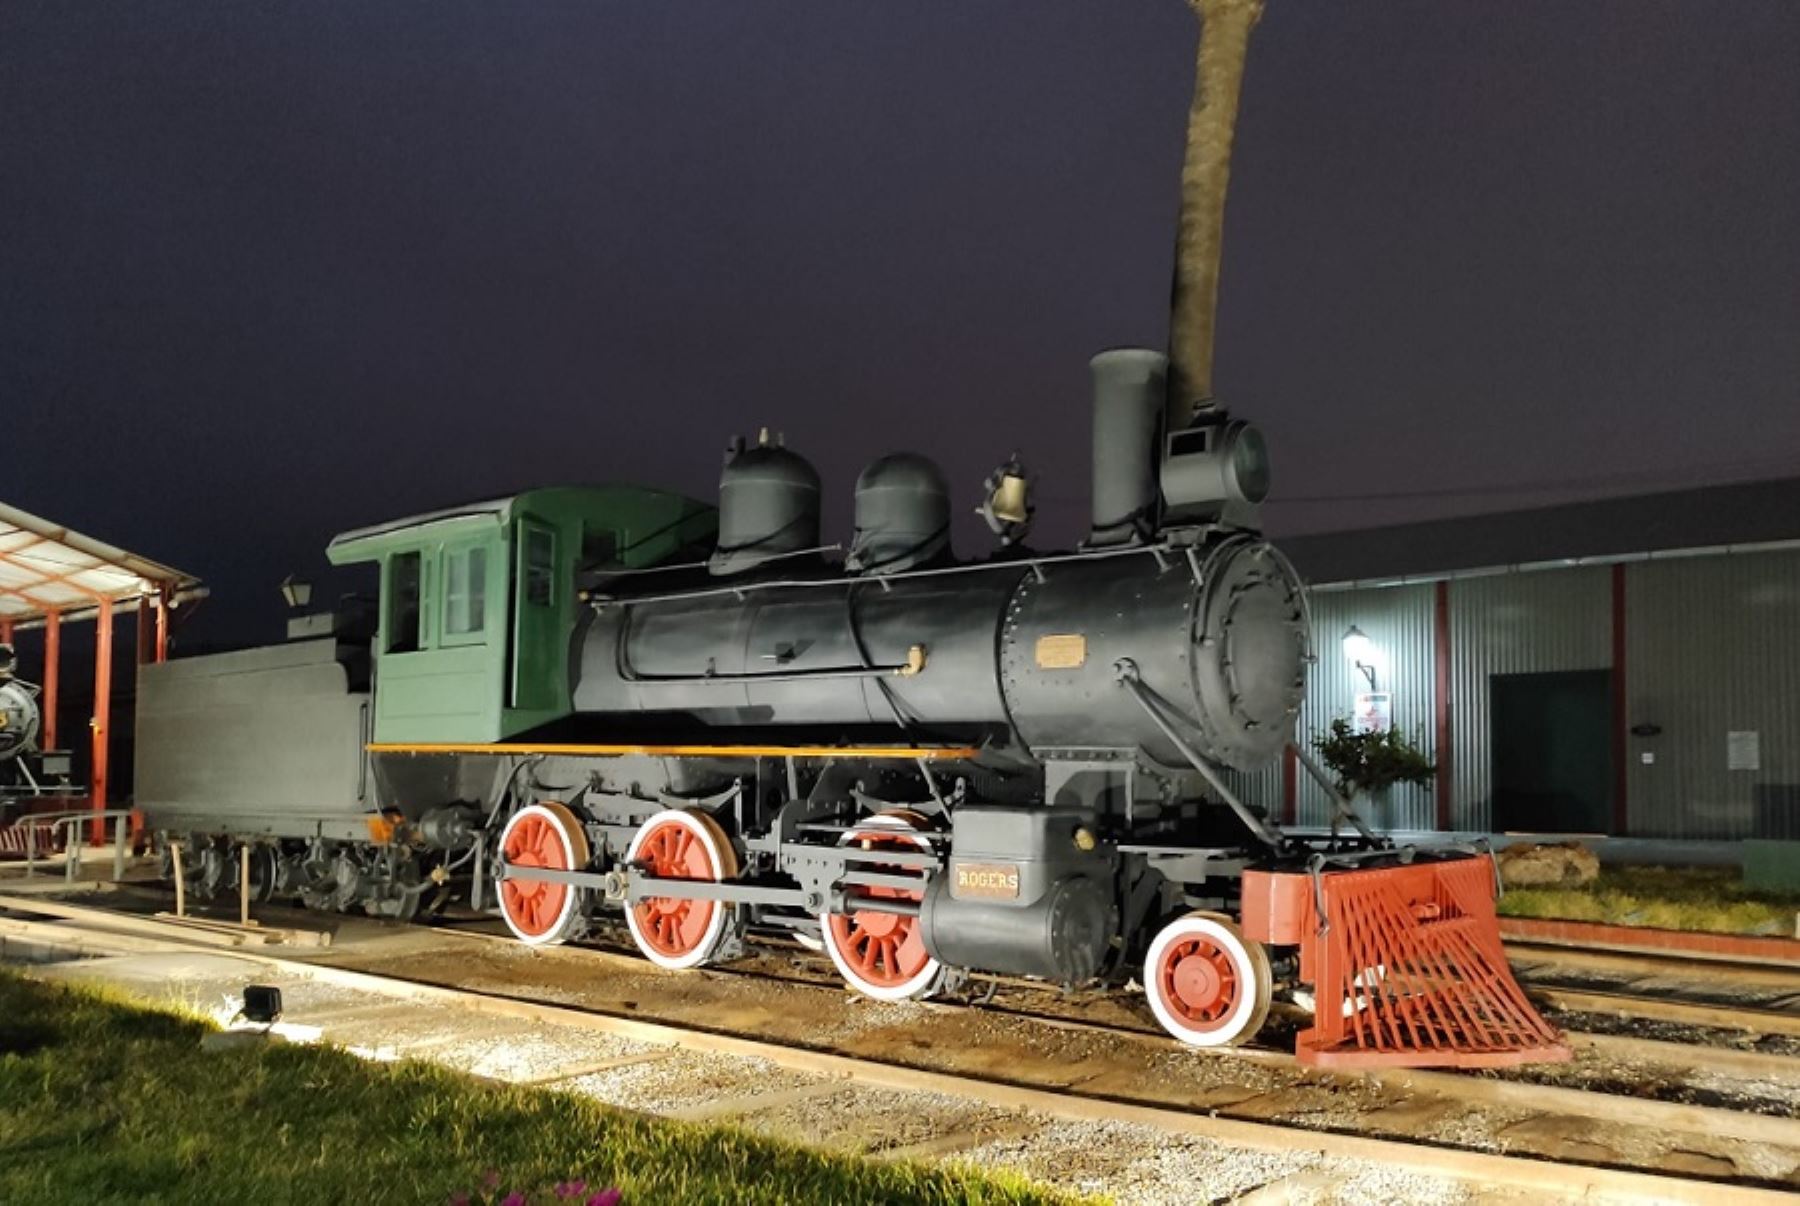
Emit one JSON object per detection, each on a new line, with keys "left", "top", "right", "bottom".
{"left": 1034, "top": 633, "right": 1087, "bottom": 669}
{"left": 954, "top": 861, "right": 1021, "bottom": 900}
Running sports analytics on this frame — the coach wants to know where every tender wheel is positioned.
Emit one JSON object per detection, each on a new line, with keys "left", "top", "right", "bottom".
{"left": 623, "top": 809, "right": 740, "bottom": 971}
{"left": 1144, "top": 911, "right": 1272, "bottom": 1048}
{"left": 241, "top": 844, "right": 279, "bottom": 903}
{"left": 819, "top": 810, "right": 944, "bottom": 1002}
{"left": 498, "top": 802, "right": 591, "bottom": 946}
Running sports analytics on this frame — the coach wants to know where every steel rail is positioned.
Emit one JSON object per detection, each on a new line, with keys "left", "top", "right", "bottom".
{"left": 1531, "top": 985, "right": 1800, "bottom": 1039}
{"left": 1506, "top": 938, "right": 1800, "bottom": 987}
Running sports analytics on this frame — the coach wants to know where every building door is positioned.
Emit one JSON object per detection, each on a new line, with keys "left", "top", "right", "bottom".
{"left": 1491, "top": 669, "right": 1613, "bottom": 834}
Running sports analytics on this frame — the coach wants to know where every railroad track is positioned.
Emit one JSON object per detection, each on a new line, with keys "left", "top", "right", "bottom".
{"left": 1504, "top": 938, "right": 1800, "bottom": 992}
{"left": 8, "top": 892, "right": 1800, "bottom": 1203}
{"left": 1534, "top": 984, "right": 1800, "bottom": 1041}
{"left": 1503, "top": 938, "right": 1800, "bottom": 1041}
{"left": 420, "top": 921, "right": 1800, "bottom": 1090}
{"left": 3, "top": 910, "right": 1800, "bottom": 1202}
{"left": 25, "top": 881, "right": 1800, "bottom": 1061}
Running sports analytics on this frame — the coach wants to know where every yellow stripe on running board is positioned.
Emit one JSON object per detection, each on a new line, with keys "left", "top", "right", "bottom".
{"left": 366, "top": 741, "right": 982, "bottom": 761}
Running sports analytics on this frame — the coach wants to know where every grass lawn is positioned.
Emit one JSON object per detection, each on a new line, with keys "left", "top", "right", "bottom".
{"left": 0, "top": 968, "right": 1082, "bottom": 1206}
{"left": 1496, "top": 865, "right": 1800, "bottom": 937}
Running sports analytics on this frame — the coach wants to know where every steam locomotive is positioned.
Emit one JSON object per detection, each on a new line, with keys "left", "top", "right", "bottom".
{"left": 136, "top": 349, "right": 1566, "bottom": 1068}
{"left": 0, "top": 643, "right": 67, "bottom": 803}
{"left": 0, "top": 645, "right": 41, "bottom": 768}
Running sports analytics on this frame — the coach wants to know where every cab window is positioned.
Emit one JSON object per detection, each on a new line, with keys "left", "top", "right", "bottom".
{"left": 443, "top": 545, "right": 488, "bottom": 639}
{"left": 524, "top": 526, "right": 555, "bottom": 607}
{"left": 581, "top": 525, "right": 618, "bottom": 571}
{"left": 386, "top": 552, "right": 422, "bottom": 652}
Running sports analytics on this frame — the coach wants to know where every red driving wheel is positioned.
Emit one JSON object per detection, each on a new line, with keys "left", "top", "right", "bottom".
{"left": 820, "top": 811, "right": 943, "bottom": 1001}
{"left": 497, "top": 802, "right": 590, "bottom": 946}
{"left": 624, "top": 809, "right": 740, "bottom": 970}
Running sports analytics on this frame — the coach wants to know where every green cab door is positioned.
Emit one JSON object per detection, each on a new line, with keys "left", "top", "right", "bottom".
{"left": 510, "top": 516, "right": 563, "bottom": 715}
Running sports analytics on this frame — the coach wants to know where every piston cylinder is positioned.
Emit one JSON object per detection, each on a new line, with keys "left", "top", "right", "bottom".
{"left": 918, "top": 806, "right": 1115, "bottom": 982}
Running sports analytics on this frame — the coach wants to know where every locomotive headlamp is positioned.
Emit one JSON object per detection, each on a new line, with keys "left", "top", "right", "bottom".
{"left": 1160, "top": 417, "right": 1271, "bottom": 520}
{"left": 1341, "top": 626, "right": 1377, "bottom": 690}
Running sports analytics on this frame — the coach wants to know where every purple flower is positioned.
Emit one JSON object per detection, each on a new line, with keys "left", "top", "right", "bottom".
{"left": 586, "top": 1191, "right": 622, "bottom": 1206}
{"left": 501, "top": 1194, "right": 527, "bottom": 1206}
{"left": 555, "top": 1182, "right": 588, "bottom": 1199}
{"left": 482, "top": 1170, "right": 502, "bottom": 1191}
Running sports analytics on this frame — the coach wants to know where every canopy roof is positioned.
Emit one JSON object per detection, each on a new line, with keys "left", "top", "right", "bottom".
{"left": 0, "top": 501, "right": 200, "bottom": 625}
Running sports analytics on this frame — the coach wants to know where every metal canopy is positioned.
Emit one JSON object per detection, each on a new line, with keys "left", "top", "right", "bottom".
{"left": 0, "top": 502, "right": 198, "bottom": 625}
{"left": 0, "top": 501, "right": 200, "bottom": 846}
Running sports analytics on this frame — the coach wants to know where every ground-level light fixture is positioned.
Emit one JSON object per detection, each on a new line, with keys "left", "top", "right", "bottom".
{"left": 279, "top": 575, "right": 313, "bottom": 610}
{"left": 1342, "top": 625, "right": 1377, "bottom": 690}
{"left": 241, "top": 984, "right": 283, "bottom": 1026}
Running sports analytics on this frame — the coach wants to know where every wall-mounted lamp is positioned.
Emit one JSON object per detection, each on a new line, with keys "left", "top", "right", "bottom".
{"left": 280, "top": 575, "right": 313, "bottom": 611}
{"left": 1342, "top": 625, "right": 1377, "bottom": 690}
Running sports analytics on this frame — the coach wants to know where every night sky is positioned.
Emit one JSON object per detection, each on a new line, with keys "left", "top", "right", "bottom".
{"left": 5, "top": 1, "right": 1798, "bottom": 645}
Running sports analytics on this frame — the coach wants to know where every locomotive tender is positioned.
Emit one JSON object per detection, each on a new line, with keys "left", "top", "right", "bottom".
{"left": 138, "top": 349, "right": 1568, "bottom": 1069}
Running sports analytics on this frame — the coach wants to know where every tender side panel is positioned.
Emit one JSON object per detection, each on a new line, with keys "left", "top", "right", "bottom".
{"left": 135, "top": 639, "right": 370, "bottom": 840}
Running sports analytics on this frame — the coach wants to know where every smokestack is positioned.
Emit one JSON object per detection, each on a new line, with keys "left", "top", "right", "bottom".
{"left": 1088, "top": 349, "right": 1168, "bottom": 546}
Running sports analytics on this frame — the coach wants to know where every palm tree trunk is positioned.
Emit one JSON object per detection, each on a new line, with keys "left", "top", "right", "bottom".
{"left": 1167, "top": 0, "right": 1265, "bottom": 428}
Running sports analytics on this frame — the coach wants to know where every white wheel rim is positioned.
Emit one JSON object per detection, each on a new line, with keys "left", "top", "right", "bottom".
{"left": 623, "top": 809, "right": 733, "bottom": 971}
{"left": 820, "top": 814, "right": 943, "bottom": 1002}
{"left": 497, "top": 803, "right": 586, "bottom": 946}
{"left": 1144, "top": 914, "right": 1264, "bottom": 1048}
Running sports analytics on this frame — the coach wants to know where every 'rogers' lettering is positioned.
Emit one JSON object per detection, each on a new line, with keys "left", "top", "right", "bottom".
{"left": 953, "top": 863, "right": 1021, "bottom": 899}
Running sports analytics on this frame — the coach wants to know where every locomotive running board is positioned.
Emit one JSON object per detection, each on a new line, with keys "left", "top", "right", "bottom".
{"left": 1242, "top": 858, "right": 1572, "bottom": 1069}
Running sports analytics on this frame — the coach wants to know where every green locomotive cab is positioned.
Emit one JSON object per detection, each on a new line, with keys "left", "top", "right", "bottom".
{"left": 327, "top": 486, "right": 714, "bottom": 744}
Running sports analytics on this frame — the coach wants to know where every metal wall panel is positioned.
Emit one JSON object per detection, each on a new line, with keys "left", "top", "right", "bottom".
{"left": 1293, "top": 585, "right": 1440, "bottom": 831}
{"left": 1625, "top": 550, "right": 1800, "bottom": 839}
{"left": 1217, "top": 586, "right": 1437, "bottom": 832}
{"left": 1223, "top": 757, "right": 1285, "bottom": 825}
{"left": 1227, "top": 548, "right": 1800, "bottom": 841}
{"left": 1446, "top": 569, "right": 1612, "bottom": 830}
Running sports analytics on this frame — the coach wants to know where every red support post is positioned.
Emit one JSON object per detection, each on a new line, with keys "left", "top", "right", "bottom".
{"left": 42, "top": 611, "right": 60, "bottom": 749}
{"left": 136, "top": 595, "right": 152, "bottom": 666}
{"left": 1281, "top": 745, "right": 1298, "bottom": 825}
{"left": 1611, "top": 564, "right": 1628, "bottom": 836}
{"left": 133, "top": 596, "right": 152, "bottom": 844}
{"left": 155, "top": 586, "right": 170, "bottom": 663}
{"left": 0, "top": 619, "right": 11, "bottom": 645}
{"left": 90, "top": 598, "right": 113, "bottom": 846}
{"left": 1433, "top": 580, "right": 1453, "bottom": 831}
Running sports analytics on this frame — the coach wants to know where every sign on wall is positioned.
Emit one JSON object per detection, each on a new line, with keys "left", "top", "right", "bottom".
{"left": 1353, "top": 692, "right": 1392, "bottom": 734}
{"left": 1727, "top": 730, "right": 1761, "bottom": 772}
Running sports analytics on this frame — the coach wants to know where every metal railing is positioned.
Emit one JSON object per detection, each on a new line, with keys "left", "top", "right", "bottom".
{"left": 14, "top": 810, "right": 137, "bottom": 884}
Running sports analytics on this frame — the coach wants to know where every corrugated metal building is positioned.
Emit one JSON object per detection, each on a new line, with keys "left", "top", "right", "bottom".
{"left": 1248, "top": 477, "right": 1800, "bottom": 841}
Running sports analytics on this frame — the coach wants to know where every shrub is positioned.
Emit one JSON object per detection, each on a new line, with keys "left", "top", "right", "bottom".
{"left": 1312, "top": 717, "right": 1435, "bottom": 797}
